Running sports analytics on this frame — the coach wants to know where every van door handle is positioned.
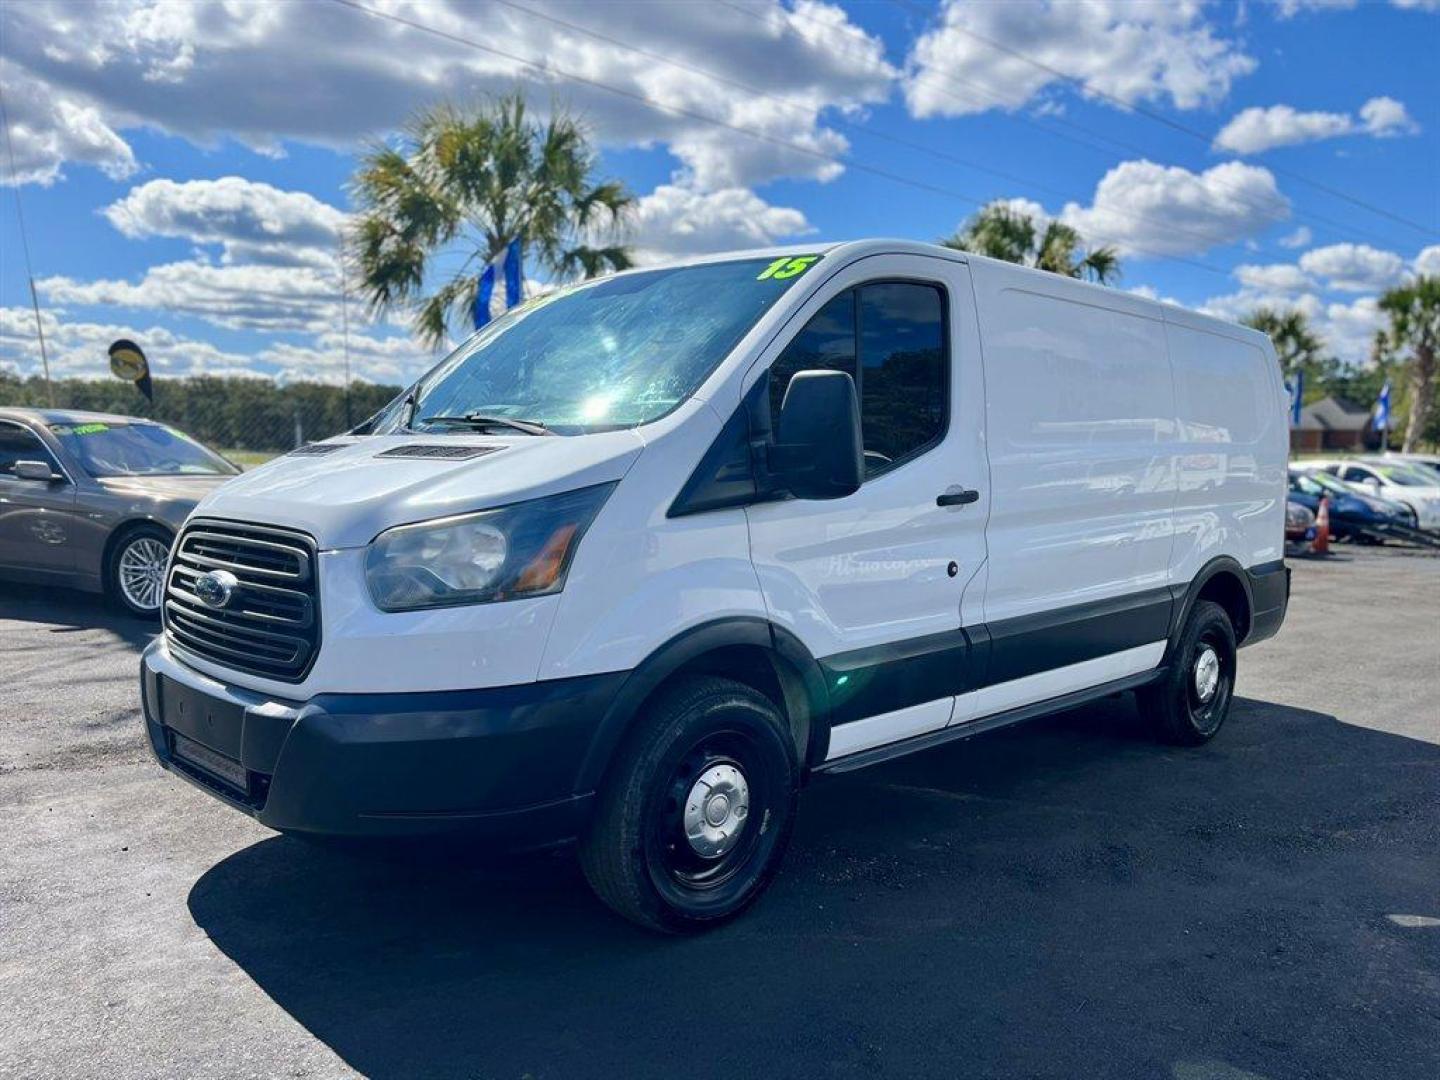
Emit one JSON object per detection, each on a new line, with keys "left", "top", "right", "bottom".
{"left": 936, "top": 487, "right": 980, "bottom": 507}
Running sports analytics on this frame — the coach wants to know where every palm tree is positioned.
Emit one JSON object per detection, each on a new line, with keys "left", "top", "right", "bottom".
{"left": 352, "top": 93, "right": 634, "bottom": 347}
{"left": 941, "top": 203, "right": 1121, "bottom": 285}
{"left": 1374, "top": 276, "right": 1439, "bottom": 452}
{"left": 1243, "top": 307, "right": 1343, "bottom": 412}
{"left": 1242, "top": 308, "right": 1325, "bottom": 378}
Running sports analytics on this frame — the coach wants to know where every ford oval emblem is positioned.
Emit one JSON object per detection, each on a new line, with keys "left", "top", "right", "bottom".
{"left": 193, "top": 569, "right": 239, "bottom": 609}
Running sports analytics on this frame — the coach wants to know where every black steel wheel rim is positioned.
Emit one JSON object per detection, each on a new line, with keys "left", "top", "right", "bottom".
{"left": 643, "top": 727, "right": 781, "bottom": 907}
{"left": 1186, "top": 632, "right": 1232, "bottom": 735}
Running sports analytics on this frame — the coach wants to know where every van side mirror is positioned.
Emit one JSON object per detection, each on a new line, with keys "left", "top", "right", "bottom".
{"left": 13, "top": 460, "right": 61, "bottom": 483}
{"left": 771, "top": 369, "right": 863, "bottom": 500}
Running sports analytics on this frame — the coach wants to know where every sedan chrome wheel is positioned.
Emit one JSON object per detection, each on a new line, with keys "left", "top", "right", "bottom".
{"left": 117, "top": 536, "right": 169, "bottom": 612}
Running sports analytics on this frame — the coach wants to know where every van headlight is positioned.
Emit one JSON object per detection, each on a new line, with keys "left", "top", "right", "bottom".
{"left": 365, "top": 483, "right": 615, "bottom": 611}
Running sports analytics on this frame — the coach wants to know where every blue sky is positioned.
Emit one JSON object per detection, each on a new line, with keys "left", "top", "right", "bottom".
{"left": 2, "top": 0, "right": 1436, "bottom": 387}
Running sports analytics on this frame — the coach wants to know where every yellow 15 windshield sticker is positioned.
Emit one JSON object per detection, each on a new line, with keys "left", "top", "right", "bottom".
{"left": 757, "top": 255, "right": 820, "bottom": 281}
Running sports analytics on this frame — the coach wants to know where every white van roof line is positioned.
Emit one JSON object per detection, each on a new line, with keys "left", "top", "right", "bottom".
{"left": 624, "top": 239, "right": 1270, "bottom": 351}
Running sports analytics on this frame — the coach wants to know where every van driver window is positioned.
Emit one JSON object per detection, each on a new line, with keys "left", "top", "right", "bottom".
{"left": 769, "top": 282, "right": 946, "bottom": 478}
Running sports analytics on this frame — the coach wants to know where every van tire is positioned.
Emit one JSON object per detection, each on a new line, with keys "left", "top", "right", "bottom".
{"left": 1140, "top": 600, "right": 1236, "bottom": 745}
{"left": 579, "top": 675, "right": 799, "bottom": 933}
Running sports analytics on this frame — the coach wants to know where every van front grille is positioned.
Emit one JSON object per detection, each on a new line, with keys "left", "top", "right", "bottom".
{"left": 164, "top": 519, "right": 320, "bottom": 683}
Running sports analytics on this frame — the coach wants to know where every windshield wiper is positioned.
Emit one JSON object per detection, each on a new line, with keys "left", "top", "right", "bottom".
{"left": 419, "top": 413, "right": 552, "bottom": 436}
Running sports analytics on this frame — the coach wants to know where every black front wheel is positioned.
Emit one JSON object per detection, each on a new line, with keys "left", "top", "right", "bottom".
{"left": 579, "top": 676, "right": 799, "bottom": 933}
{"left": 1139, "top": 599, "right": 1237, "bottom": 745}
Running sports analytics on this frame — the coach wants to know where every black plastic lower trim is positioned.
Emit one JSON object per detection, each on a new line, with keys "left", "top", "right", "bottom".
{"left": 981, "top": 586, "right": 1173, "bottom": 686}
{"left": 143, "top": 643, "right": 626, "bottom": 844}
{"left": 818, "top": 667, "right": 1164, "bottom": 774}
{"left": 1243, "top": 559, "right": 1289, "bottom": 647}
{"left": 820, "top": 586, "right": 1173, "bottom": 733}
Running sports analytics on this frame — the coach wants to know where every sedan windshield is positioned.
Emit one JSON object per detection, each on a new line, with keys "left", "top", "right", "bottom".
{"left": 48, "top": 421, "right": 238, "bottom": 478}
{"left": 377, "top": 255, "right": 820, "bottom": 435}
{"left": 1292, "top": 470, "right": 1353, "bottom": 497}
{"left": 1373, "top": 464, "right": 1436, "bottom": 487}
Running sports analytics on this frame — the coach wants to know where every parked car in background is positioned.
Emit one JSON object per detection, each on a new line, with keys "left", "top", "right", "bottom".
{"left": 1383, "top": 452, "right": 1440, "bottom": 482}
{"left": 1285, "top": 499, "right": 1316, "bottom": 547}
{"left": 0, "top": 409, "right": 240, "bottom": 617}
{"left": 1288, "top": 468, "right": 1418, "bottom": 539}
{"left": 1303, "top": 458, "right": 1440, "bottom": 530}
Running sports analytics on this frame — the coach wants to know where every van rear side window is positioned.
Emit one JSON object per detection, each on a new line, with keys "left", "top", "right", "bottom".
{"left": 769, "top": 281, "right": 946, "bottom": 477}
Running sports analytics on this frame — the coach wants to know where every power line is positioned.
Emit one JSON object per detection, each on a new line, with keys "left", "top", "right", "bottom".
{"left": 885, "top": 0, "right": 1437, "bottom": 240}
{"left": 724, "top": 0, "right": 1400, "bottom": 251}
{"left": 0, "top": 80, "right": 54, "bottom": 405}
{"left": 491, "top": 0, "right": 1256, "bottom": 266}
{"left": 327, "top": 0, "right": 1235, "bottom": 279}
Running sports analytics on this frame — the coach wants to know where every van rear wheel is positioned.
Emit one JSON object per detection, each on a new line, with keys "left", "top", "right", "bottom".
{"left": 1140, "top": 600, "right": 1236, "bottom": 745}
{"left": 579, "top": 676, "right": 799, "bottom": 933}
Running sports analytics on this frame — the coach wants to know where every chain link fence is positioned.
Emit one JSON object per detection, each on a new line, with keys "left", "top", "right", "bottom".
{"left": 0, "top": 373, "right": 402, "bottom": 465}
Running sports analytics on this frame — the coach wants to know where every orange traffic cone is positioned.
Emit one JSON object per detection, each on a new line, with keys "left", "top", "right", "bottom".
{"left": 1312, "top": 495, "right": 1330, "bottom": 555}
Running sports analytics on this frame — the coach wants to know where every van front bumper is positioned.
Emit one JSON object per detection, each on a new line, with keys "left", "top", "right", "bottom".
{"left": 140, "top": 638, "right": 625, "bottom": 845}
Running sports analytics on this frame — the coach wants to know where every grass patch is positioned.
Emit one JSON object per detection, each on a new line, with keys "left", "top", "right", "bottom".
{"left": 222, "top": 449, "right": 280, "bottom": 469}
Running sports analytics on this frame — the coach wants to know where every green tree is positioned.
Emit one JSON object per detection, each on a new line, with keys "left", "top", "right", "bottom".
{"left": 940, "top": 203, "right": 1121, "bottom": 284}
{"left": 352, "top": 92, "right": 634, "bottom": 348}
{"left": 1373, "top": 276, "right": 1440, "bottom": 452}
{"left": 1241, "top": 307, "right": 1338, "bottom": 402}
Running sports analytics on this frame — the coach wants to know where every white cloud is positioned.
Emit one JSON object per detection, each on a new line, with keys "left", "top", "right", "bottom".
{"left": 1213, "top": 105, "right": 1352, "bottom": 154}
{"left": 1058, "top": 159, "right": 1289, "bottom": 257}
{"left": 1298, "top": 243, "right": 1406, "bottom": 292}
{"left": 1357, "top": 96, "right": 1419, "bottom": 138}
{"left": 904, "top": 0, "right": 1254, "bottom": 119}
{"left": 0, "top": 305, "right": 423, "bottom": 385}
{"left": 1279, "top": 1, "right": 1440, "bottom": 15}
{"left": 103, "top": 177, "right": 347, "bottom": 267}
{"left": 1196, "top": 288, "right": 1383, "bottom": 366}
{"left": 0, "top": 69, "right": 136, "bottom": 186}
{"left": 1213, "top": 96, "right": 1419, "bottom": 154}
{"left": 2, "top": 0, "right": 894, "bottom": 190}
{"left": 0, "top": 305, "right": 254, "bottom": 379}
{"left": 37, "top": 261, "right": 344, "bottom": 333}
{"left": 628, "top": 184, "right": 812, "bottom": 264}
{"left": 1415, "top": 245, "right": 1440, "bottom": 277}
{"left": 1234, "top": 263, "right": 1313, "bottom": 293}
{"left": 256, "top": 330, "right": 431, "bottom": 386}
{"left": 1279, "top": 225, "right": 1313, "bottom": 249}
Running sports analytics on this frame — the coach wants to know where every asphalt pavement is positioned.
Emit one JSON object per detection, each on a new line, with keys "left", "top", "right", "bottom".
{"left": 2, "top": 547, "right": 1437, "bottom": 1080}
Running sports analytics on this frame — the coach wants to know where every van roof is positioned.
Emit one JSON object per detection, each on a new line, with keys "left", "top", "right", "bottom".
{"left": 654, "top": 239, "right": 1272, "bottom": 352}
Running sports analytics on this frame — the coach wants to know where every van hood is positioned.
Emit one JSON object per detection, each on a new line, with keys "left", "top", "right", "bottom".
{"left": 191, "top": 432, "right": 646, "bottom": 549}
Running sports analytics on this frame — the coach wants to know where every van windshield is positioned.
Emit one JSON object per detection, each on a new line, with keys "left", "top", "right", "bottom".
{"left": 377, "top": 256, "right": 820, "bottom": 435}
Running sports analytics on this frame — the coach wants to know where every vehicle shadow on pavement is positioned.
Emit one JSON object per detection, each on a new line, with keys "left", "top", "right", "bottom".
{"left": 0, "top": 582, "right": 156, "bottom": 650}
{"left": 188, "top": 695, "right": 1440, "bottom": 1080}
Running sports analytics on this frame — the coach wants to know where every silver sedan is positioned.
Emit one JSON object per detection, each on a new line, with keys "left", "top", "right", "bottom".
{"left": 0, "top": 408, "right": 239, "bottom": 617}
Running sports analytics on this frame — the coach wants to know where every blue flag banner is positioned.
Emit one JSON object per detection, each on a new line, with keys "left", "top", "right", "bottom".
{"left": 1287, "top": 370, "right": 1304, "bottom": 427}
{"left": 1375, "top": 379, "right": 1391, "bottom": 432}
{"left": 473, "top": 238, "right": 524, "bottom": 329}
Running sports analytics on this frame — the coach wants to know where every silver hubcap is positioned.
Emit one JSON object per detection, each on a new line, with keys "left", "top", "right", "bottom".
{"left": 683, "top": 763, "right": 750, "bottom": 858}
{"left": 1193, "top": 645, "right": 1221, "bottom": 703}
{"left": 118, "top": 537, "right": 169, "bottom": 611}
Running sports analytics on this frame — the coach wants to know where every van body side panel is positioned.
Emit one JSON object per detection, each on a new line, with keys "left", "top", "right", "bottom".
{"left": 1163, "top": 317, "right": 1287, "bottom": 585}
{"left": 969, "top": 265, "right": 1178, "bottom": 629}
{"left": 538, "top": 398, "right": 771, "bottom": 682}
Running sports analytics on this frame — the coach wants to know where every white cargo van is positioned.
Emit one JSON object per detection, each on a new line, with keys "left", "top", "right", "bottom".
{"left": 140, "top": 240, "right": 1289, "bottom": 931}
